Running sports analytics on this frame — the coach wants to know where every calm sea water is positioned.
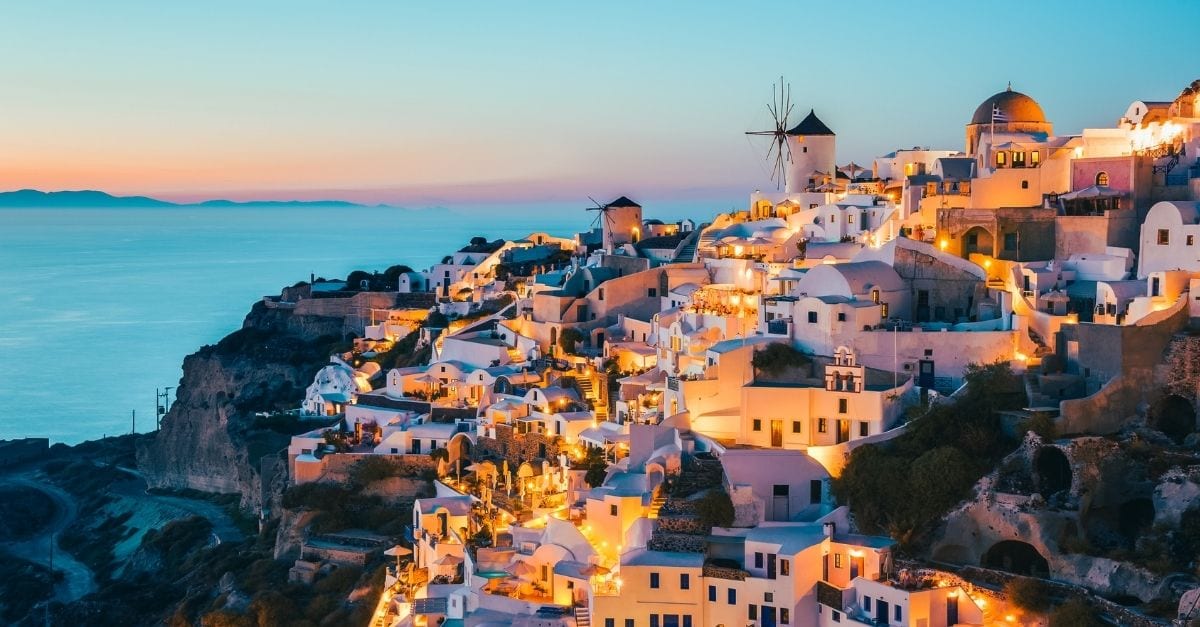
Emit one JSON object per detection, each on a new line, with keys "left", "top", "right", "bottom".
{"left": 0, "top": 201, "right": 724, "bottom": 443}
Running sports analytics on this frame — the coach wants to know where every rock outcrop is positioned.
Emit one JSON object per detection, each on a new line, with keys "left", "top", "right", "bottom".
{"left": 136, "top": 298, "right": 346, "bottom": 511}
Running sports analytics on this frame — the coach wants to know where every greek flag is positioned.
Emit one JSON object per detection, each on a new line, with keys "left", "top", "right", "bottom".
{"left": 992, "top": 104, "right": 1008, "bottom": 122}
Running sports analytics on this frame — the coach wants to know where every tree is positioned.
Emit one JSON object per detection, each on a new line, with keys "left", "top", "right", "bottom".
{"left": 426, "top": 310, "right": 450, "bottom": 328}
{"left": 470, "top": 236, "right": 489, "bottom": 247}
{"left": 346, "top": 270, "right": 372, "bottom": 290}
{"left": 583, "top": 447, "right": 608, "bottom": 487}
{"left": 1049, "top": 598, "right": 1100, "bottom": 626}
{"left": 429, "top": 448, "right": 450, "bottom": 464}
{"left": 559, "top": 328, "right": 585, "bottom": 355}
{"left": 696, "top": 488, "right": 735, "bottom": 528}
{"left": 383, "top": 264, "right": 414, "bottom": 286}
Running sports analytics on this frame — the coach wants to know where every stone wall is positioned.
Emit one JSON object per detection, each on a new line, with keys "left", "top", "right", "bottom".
{"left": 475, "top": 425, "right": 566, "bottom": 468}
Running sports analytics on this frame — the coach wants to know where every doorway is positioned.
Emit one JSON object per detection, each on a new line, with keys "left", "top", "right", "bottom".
{"left": 770, "top": 420, "right": 783, "bottom": 447}
{"left": 837, "top": 419, "right": 850, "bottom": 444}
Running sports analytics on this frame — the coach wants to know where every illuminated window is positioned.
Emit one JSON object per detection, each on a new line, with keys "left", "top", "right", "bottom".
{"left": 847, "top": 214, "right": 854, "bottom": 224}
{"left": 995, "top": 151, "right": 1007, "bottom": 167}
{"left": 1030, "top": 150, "right": 1040, "bottom": 166}
{"left": 818, "top": 418, "right": 828, "bottom": 433}
{"left": 1158, "top": 229, "right": 1170, "bottom": 245}
{"left": 834, "top": 553, "right": 843, "bottom": 568}
{"left": 880, "top": 303, "right": 889, "bottom": 318}
{"left": 871, "top": 289, "right": 880, "bottom": 304}
{"left": 1096, "top": 171, "right": 1109, "bottom": 186}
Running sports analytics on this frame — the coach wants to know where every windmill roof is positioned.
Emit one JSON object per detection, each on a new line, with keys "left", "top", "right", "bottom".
{"left": 606, "top": 196, "right": 641, "bottom": 208}
{"left": 786, "top": 109, "right": 835, "bottom": 136}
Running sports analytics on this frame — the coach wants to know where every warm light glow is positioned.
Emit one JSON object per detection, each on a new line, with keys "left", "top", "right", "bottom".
{"left": 983, "top": 258, "right": 992, "bottom": 269}
{"left": 1014, "top": 351, "right": 1028, "bottom": 362}
{"left": 1005, "top": 615, "right": 1015, "bottom": 623}
{"left": 848, "top": 549, "right": 863, "bottom": 558}
{"left": 938, "top": 239, "right": 948, "bottom": 251}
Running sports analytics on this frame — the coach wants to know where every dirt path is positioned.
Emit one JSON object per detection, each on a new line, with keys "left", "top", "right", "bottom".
{"left": 0, "top": 476, "right": 97, "bottom": 602}
{"left": 112, "top": 466, "right": 246, "bottom": 544}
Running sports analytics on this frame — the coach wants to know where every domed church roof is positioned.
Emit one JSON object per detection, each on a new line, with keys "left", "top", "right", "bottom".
{"left": 970, "top": 85, "right": 1047, "bottom": 125}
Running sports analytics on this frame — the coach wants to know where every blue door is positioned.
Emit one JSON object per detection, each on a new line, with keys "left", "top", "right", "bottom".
{"left": 761, "top": 606, "right": 776, "bottom": 627}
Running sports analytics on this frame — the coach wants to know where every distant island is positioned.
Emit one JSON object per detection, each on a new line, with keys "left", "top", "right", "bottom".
{"left": 0, "top": 188, "right": 368, "bottom": 208}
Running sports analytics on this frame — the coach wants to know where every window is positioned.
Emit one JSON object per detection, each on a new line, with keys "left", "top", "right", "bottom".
{"left": 838, "top": 399, "right": 848, "bottom": 414}
{"left": 829, "top": 214, "right": 836, "bottom": 223}
{"left": 651, "top": 616, "right": 659, "bottom": 627}
{"left": 995, "top": 151, "right": 1006, "bottom": 167}
{"left": 781, "top": 559, "right": 790, "bottom": 576}
{"left": 1004, "top": 232, "right": 1018, "bottom": 251}
{"left": 808, "top": 311, "right": 818, "bottom": 324}
{"left": 708, "top": 585, "right": 717, "bottom": 602}
{"left": 753, "top": 419, "right": 762, "bottom": 431}
{"left": 810, "top": 479, "right": 822, "bottom": 503}
{"left": 598, "top": 288, "right": 605, "bottom": 301}
{"left": 765, "top": 592, "right": 773, "bottom": 602}
{"left": 680, "top": 573, "right": 690, "bottom": 589}
{"left": 818, "top": 418, "right": 828, "bottom": 433}
{"left": 1188, "top": 235, "right": 1195, "bottom": 246}
{"left": 1012, "top": 151, "right": 1025, "bottom": 167}
{"left": 1030, "top": 150, "right": 1040, "bottom": 166}
{"left": 1159, "top": 229, "right": 1171, "bottom": 245}
{"left": 749, "top": 605, "right": 758, "bottom": 620}
{"left": 650, "top": 572, "right": 660, "bottom": 589}
{"left": 606, "top": 620, "right": 615, "bottom": 627}
{"left": 847, "top": 214, "right": 854, "bottom": 224}
{"left": 792, "top": 420, "right": 802, "bottom": 434}
{"left": 836, "top": 312, "right": 846, "bottom": 322}
{"left": 871, "top": 289, "right": 880, "bottom": 304}
{"left": 880, "top": 303, "right": 888, "bottom": 318}
{"left": 754, "top": 552, "right": 764, "bottom": 568}
{"left": 610, "top": 504, "right": 618, "bottom": 516}
{"left": 895, "top": 605, "right": 903, "bottom": 622}
{"left": 728, "top": 588, "right": 736, "bottom": 604}
{"left": 859, "top": 421, "right": 869, "bottom": 437}
{"left": 626, "top": 620, "right": 635, "bottom": 627}
{"left": 781, "top": 608, "right": 790, "bottom": 624}
{"left": 864, "top": 596, "right": 872, "bottom": 612}
{"left": 1021, "top": 179, "right": 1029, "bottom": 189}
{"left": 834, "top": 553, "right": 843, "bottom": 568}
{"left": 683, "top": 617, "right": 692, "bottom": 627}
{"left": 833, "top": 610, "right": 841, "bottom": 622}
{"left": 648, "top": 288, "right": 657, "bottom": 297}
{"left": 1096, "top": 171, "right": 1109, "bottom": 186}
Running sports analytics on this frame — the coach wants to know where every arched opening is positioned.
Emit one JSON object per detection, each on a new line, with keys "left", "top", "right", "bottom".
{"left": 981, "top": 540, "right": 1049, "bottom": 577}
{"left": 1095, "top": 171, "right": 1109, "bottom": 186}
{"left": 448, "top": 433, "right": 473, "bottom": 465}
{"left": 1034, "top": 446, "right": 1072, "bottom": 497}
{"left": 932, "top": 544, "right": 973, "bottom": 565}
{"left": 1152, "top": 395, "right": 1196, "bottom": 444}
{"left": 1117, "top": 498, "right": 1155, "bottom": 540}
{"left": 961, "top": 226, "right": 994, "bottom": 259}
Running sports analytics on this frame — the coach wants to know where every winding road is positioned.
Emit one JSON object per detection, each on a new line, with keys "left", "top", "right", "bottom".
{"left": 0, "top": 475, "right": 96, "bottom": 602}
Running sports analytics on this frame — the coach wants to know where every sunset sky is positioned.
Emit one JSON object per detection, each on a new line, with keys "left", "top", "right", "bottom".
{"left": 2, "top": 1, "right": 1197, "bottom": 205}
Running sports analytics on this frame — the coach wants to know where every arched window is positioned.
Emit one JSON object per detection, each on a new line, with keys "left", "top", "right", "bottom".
{"left": 1096, "top": 171, "right": 1109, "bottom": 186}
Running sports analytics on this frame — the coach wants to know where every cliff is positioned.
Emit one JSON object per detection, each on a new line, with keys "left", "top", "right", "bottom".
{"left": 136, "top": 298, "right": 346, "bottom": 511}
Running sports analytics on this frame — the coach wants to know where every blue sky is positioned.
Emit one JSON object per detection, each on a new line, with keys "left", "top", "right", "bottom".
{"left": 0, "top": 0, "right": 1196, "bottom": 204}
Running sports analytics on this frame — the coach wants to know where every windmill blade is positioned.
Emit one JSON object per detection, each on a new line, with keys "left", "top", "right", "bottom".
{"left": 587, "top": 195, "right": 605, "bottom": 210}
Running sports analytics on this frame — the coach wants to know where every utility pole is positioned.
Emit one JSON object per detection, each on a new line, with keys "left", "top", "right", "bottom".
{"left": 131, "top": 409, "right": 135, "bottom": 434}
{"left": 156, "top": 387, "right": 174, "bottom": 431}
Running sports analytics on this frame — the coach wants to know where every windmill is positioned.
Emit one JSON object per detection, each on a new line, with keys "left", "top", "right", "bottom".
{"left": 586, "top": 195, "right": 646, "bottom": 252}
{"left": 746, "top": 77, "right": 795, "bottom": 190}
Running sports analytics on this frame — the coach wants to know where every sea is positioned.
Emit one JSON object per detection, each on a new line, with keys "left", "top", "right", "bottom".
{"left": 0, "top": 201, "right": 727, "bottom": 444}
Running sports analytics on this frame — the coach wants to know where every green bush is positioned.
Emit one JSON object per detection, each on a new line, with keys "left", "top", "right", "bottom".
{"left": 834, "top": 361, "right": 1022, "bottom": 540}
{"left": 559, "top": 328, "right": 585, "bottom": 355}
{"left": 1005, "top": 577, "right": 1052, "bottom": 612}
{"left": 1021, "top": 412, "right": 1057, "bottom": 441}
{"left": 1048, "top": 598, "right": 1100, "bottom": 626}
{"left": 751, "top": 343, "right": 810, "bottom": 376}
{"left": 695, "top": 489, "right": 736, "bottom": 528}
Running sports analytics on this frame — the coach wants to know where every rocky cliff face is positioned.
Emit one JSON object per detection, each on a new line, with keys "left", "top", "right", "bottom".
{"left": 136, "top": 299, "right": 345, "bottom": 511}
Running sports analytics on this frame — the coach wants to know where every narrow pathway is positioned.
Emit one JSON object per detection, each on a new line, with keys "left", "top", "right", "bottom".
{"left": 112, "top": 465, "right": 246, "bottom": 544}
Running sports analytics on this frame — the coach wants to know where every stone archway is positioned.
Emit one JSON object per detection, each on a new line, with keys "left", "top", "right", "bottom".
{"left": 961, "top": 226, "right": 994, "bottom": 259}
{"left": 981, "top": 540, "right": 1049, "bottom": 577}
{"left": 1034, "top": 446, "right": 1072, "bottom": 497}
{"left": 448, "top": 432, "right": 474, "bottom": 464}
{"left": 1152, "top": 394, "right": 1197, "bottom": 444}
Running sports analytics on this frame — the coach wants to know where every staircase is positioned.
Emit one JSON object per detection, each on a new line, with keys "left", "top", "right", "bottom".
{"left": 574, "top": 606, "right": 591, "bottom": 627}
{"left": 576, "top": 375, "right": 609, "bottom": 421}
{"left": 648, "top": 489, "right": 667, "bottom": 519}
{"left": 671, "top": 231, "right": 701, "bottom": 263}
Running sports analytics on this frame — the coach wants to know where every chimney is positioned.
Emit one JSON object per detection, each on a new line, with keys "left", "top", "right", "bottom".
{"left": 823, "top": 521, "right": 836, "bottom": 538}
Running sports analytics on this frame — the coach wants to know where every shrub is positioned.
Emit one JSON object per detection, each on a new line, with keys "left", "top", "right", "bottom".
{"left": 583, "top": 448, "right": 608, "bottom": 487}
{"left": 695, "top": 489, "right": 735, "bottom": 528}
{"left": 1021, "top": 412, "right": 1057, "bottom": 441}
{"left": 1005, "top": 577, "right": 1052, "bottom": 613}
{"left": 1049, "top": 598, "right": 1100, "bottom": 626}
{"left": 751, "top": 343, "right": 810, "bottom": 376}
